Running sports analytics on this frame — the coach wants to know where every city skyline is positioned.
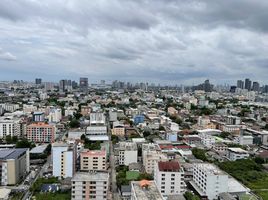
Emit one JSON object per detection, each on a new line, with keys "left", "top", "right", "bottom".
{"left": 0, "top": 0, "right": 268, "bottom": 84}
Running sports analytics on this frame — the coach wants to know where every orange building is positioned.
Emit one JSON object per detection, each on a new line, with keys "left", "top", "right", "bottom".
{"left": 27, "top": 122, "right": 55, "bottom": 143}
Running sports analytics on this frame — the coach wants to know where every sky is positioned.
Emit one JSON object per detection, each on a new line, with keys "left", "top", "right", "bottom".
{"left": 0, "top": 0, "right": 268, "bottom": 85}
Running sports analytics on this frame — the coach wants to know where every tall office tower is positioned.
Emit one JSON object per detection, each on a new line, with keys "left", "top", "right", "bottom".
{"left": 252, "top": 81, "right": 260, "bottom": 92}
{"left": 245, "top": 78, "right": 252, "bottom": 91}
{"left": 237, "top": 80, "right": 244, "bottom": 89}
{"left": 59, "top": 79, "right": 67, "bottom": 92}
{"left": 35, "top": 78, "right": 42, "bottom": 85}
{"left": 79, "top": 77, "right": 88, "bottom": 92}
{"left": 264, "top": 85, "right": 268, "bottom": 93}
{"left": 71, "top": 81, "right": 78, "bottom": 89}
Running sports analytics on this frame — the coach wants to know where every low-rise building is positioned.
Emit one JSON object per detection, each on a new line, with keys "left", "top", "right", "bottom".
{"left": 115, "top": 142, "right": 137, "bottom": 166}
{"left": 227, "top": 148, "right": 249, "bottom": 161}
{"left": 71, "top": 172, "right": 109, "bottom": 200}
{"left": 80, "top": 150, "right": 107, "bottom": 171}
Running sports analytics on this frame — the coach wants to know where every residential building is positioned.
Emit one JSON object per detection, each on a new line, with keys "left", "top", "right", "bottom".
{"left": 191, "top": 163, "right": 228, "bottom": 200}
{"left": 80, "top": 150, "right": 107, "bottom": 171}
{"left": 27, "top": 122, "right": 55, "bottom": 143}
{"left": 32, "top": 111, "right": 45, "bottom": 122}
{"left": 131, "top": 180, "right": 163, "bottom": 200}
{"left": 52, "top": 142, "right": 77, "bottom": 178}
{"left": 0, "top": 148, "right": 30, "bottom": 185}
{"left": 112, "top": 123, "right": 125, "bottom": 136}
{"left": 116, "top": 142, "right": 137, "bottom": 166}
{"left": 48, "top": 107, "right": 62, "bottom": 123}
{"left": 154, "top": 161, "right": 185, "bottom": 196}
{"left": 142, "top": 143, "right": 168, "bottom": 174}
{"left": 71, "top": 171, "right": 109, "bottom": 200}
{"left": 212, "top": 143, "right": 228, "bottom": 153}
{"left": 227, "top": 148, "right": 249, "bottom": 161}
{"left": 86, "top": 125, "right": 108, "bottom": 141}
{"left": 0, "top": 117, "right": 21, "bottom": 138}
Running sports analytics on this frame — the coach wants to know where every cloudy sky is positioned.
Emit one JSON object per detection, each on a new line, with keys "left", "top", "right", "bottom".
{"left": 0, "top": 0, "right": 268, "bottom": 85}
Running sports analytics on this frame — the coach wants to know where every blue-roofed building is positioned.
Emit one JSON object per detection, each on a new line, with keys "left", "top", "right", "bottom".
{"left": 0, "top": 148, "right": 30, "bottom": 185}
{"left": 134, "top": 115, "right": 145, "bottom": 125}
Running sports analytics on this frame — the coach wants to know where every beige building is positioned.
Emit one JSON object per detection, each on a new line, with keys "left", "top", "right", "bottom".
{"left": 112, "top": 125, "right": 125, "bottom": 136}
{"left": 167, "top": 107, "right": 178, "bottom": 116}
{"left": 71, "top": 172, "right": 109, "bottom": 200}
{"left": 142, "top": 143, "right": 168, "bottom": 174}
{"left": 0, "top": 148, "right": 30, "bottom": 185}
{"left": 80, "top": 150, "right": 107, "bottom": 171}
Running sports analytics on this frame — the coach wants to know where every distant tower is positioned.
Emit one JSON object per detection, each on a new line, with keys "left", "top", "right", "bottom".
{"left": 80, "top": 77, "right": 88, "bottom": 92}
{"left": 245, "top": 78, "right": 251, "bottom": 91}
{"left": 35, "top": 78, "right": 42, "bottom": 85}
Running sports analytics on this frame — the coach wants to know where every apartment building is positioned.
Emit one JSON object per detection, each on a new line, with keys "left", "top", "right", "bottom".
{"left": 142, "top": 143, "right": 168, "bottom": 174}
{"left": 116, "top": 142, "right": 137, "bottom": 166}
{"left": 154, "top": 161, "right": 185, "bottom": 197}
{"left": 0, "top": 148, "right": 30, "bottom": 185}
{"left": 52, "top": 142, "right": 77, "bottom": 178}
{"left": 0, "top": 117, "right": 21, "bottom": 138}
{"left": 199, "top": 133, "right": 216, "bottom": 148}
{"left": 71, "top": 172, "right": 109, "bottom": 200}
{"left": 27, "top": 122, "right": 55, "bottom": 143}
{"left": 112, "top": 121, "right": 125, "bottom": 136}
{"left": 191, "top": 163, "right": 228, "bottom": 200}
{"left": 80, "top": 150, "right": 107, "bottom": 171}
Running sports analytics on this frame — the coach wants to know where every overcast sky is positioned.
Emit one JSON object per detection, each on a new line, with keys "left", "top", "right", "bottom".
{"left": 0, "top": 0, "right": 268, "bottom": 85}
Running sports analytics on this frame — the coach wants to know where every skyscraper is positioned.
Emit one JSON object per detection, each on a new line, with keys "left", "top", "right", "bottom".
{"left": 252, "top": 81, "right": 260, "bottom": 92}
{"left": 59, "top": 79, "right": 67, "bottom": 92}
{"left": 245, "top": 78, "right": 251, "bottom": 91}
{"left": 79, "top": 77, "right": 88, "bottom": 92}
{"left": 237, "top": 80, "right": 244, "bottom": 89}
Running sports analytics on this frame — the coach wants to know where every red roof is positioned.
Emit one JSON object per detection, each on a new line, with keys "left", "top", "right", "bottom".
{"left": 158, "top": 161, "right": 180, "bottom": 172}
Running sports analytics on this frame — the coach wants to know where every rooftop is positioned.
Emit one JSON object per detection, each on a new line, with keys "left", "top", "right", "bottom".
{"left": 81, "top": 150, "right": 106, "bottom": 157}
{"left": 158, "top": 161, "right": 180, "bottom": 172}
{"left": 72, "top": 172, "right": 109, "bottom": 182}
{"left": 0, "top": 148, "right": 28, "bottom": 160}
{"left": 131, "top": 180, "right": 163, "bottom": 200}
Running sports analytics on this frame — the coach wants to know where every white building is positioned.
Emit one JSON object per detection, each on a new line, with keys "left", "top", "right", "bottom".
{"left": 237, "top": 135, "right": 253, "bottom": 145}
{"left": 0, "top": 117, "right": 21, "bottom": 138}
{"left": 191, "top": 163, "right": 228, "bottom": 200}
{"left": 71, "top": 172, "right": 109, "bottom": 200}
{"left": 199, "top": 133, "right": 216, "bottom": 148}
{"left": 52, "top": 142, "right": 76, "bottom": 178}
{"left": 86, "top": 125, "right": 108, "bottom": 141}
{"left": 116, "top": 142, "right": 137, "bottom": 166}
{"left": 227, "top": 148, "right": 249, "bottom": 161}
{"left": 154, "top": 161, "right": 185, "bottom": 196}
{"left": 0, "top": 104, "right": 19, "bottom": 113}
{"left": 48, "top": 108, "right": 62, "bottom": 123}
{"left": 90, "top": 112, "right": 105, "bottom": 125}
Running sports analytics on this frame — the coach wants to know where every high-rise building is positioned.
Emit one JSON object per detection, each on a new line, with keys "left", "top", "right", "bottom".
{"left": 35, "top": 78, "right": 42, "bottom": 85}
{"left": 237, "top": 80, "right": 244, "bottom": 89}
{"left": 0, "top": 117, "right": 21, "bottom": 138}
{"left": 59, "top": 79, "right": 67, "bottom": 92}
{"left": 154, "top": 161, "right": 185, "bottom": 196}
{"left": 244, "top": 78, "right": 251, "bottom": 91}
{"left": 52, "top": 142, "right": 77, "bottom": 178}
{"left": 264, "top": 85, "right": 268, "bottom": 93}
{"left": 79, "top": 77, "right": 88, "bottom": 92}
{"left": 252, "top": 81, "right": 260, "bottom": 92}
{"left": 191, "top": 163, "right": 228, "bottom": 200}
